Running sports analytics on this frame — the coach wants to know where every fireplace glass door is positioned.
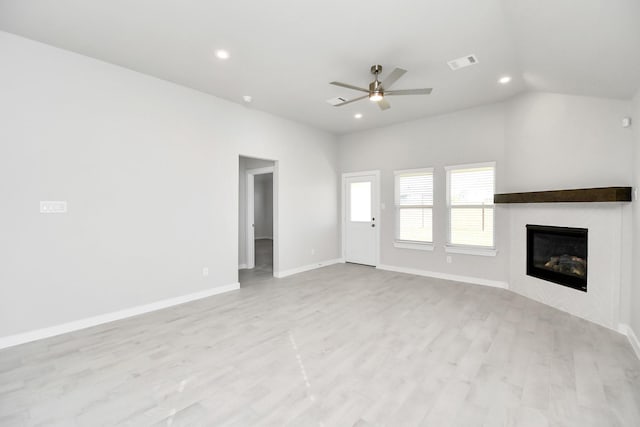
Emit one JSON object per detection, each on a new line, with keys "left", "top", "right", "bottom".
{"left": 526, "top": 224, "right": 588, "bottom": 292}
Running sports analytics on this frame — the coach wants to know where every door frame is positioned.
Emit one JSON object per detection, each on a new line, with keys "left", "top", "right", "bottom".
{"left": 341, "top": 170, "right": 381, "bottom": 266}
{"left": 246, "top": 165, "right": 277, "bottom": 272}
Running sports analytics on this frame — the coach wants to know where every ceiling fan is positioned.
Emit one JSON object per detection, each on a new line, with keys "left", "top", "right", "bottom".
{"left": 330, "top": 65, "right": 432, "bottom": 111}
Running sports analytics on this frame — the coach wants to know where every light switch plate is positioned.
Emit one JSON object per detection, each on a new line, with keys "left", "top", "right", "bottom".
{"left": 40, "top": 201, "right": 67, "bottom": 213}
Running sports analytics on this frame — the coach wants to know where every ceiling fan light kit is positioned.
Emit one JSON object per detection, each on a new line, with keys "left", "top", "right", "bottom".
{"left": 330, "top": 64, "right": 432, "bottom": 111}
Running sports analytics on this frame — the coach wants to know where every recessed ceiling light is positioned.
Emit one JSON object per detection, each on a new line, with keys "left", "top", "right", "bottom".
{"left": 498, "top": 76, "right": 512, "bottom": 84}
{"left": 354, "top": 113, "right": 363, "bottom": 119}
{"left": 242, "top": 95, "right": 252, "bottom": 103}
{"left": 215, "top": 49, "right": 230, "bottom": 60}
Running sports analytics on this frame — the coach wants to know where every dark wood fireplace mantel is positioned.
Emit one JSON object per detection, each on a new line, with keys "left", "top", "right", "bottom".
{"left": 494, "top": 187, "right": 632, "bottom": 204}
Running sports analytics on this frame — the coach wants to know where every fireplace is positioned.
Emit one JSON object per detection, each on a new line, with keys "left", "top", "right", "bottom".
{"left": 526, "top": 225, "right": 588, "bottom": 292}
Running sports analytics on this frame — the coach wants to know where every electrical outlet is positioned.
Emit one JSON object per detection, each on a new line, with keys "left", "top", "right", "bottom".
{"left": 202, "top": 267, "right": 209, "bottom": 277}
{"left": 311, "top": 248, "right": 315, "bottom": 255}
{"left": 446, "top": 256, "right": 452, "bottom": 264}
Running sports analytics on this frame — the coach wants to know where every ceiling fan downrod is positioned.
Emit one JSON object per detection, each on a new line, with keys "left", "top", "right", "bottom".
{"left": 369, "top": 65, "right": 384, "bottom": 101}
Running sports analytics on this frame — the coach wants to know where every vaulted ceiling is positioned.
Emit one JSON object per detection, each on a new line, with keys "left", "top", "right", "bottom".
{"left": 1, "top": 0, "right": 639, "bottom": 134}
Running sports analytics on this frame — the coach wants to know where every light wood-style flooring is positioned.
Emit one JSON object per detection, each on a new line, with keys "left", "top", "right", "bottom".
{"left": 1, "top": 259, "right": 639, "bottom": 426}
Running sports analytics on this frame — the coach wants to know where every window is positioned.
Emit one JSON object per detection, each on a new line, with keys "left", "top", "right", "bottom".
{"left": 349, "top": 182, "right": 371, "bottom": 222}
{"left": 446, "top": 163, "right": 495, "bottom": 252}
{"left": 394, "top": 168, "right": 433, "bottom": 246}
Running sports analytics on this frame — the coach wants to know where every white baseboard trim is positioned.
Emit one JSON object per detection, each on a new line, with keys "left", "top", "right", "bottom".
{"left": 376, "top": 264, "right": 509, "bottom": 289}
{"left": 0, "top": 282, "right": 240, "bottom": 350}
{"left": 275, "top": 258, "right": 344, "bottom": 279}
{"left": 238, "top": 264, "right": 248, "bottom": 270}
{"left": 618, "top": 323, "right": 640, "bottom": 360}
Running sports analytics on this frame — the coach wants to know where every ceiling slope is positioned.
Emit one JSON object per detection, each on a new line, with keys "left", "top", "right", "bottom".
{"left": 0, "top": 0, "right": 638, "bottom": 134}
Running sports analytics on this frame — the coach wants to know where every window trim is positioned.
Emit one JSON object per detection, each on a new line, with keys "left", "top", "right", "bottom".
{"left": 445, "top": 245, "right": 497, "bottom": 256}
{"left": 394, "top": 167, "right": 434, "bottom": 247}
{"left": 394, "top": 241, "right": 434, "bottom": 251}
{"left": 445, "top": 161, "right": 496, "bottom": 251}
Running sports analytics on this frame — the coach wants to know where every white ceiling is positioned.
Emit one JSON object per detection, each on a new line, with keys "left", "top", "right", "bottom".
{"left": 1, "top": 0, "right": 639, "bottom": 134}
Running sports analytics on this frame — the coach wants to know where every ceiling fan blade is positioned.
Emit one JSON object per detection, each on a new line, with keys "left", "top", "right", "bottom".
{"left": 334, "top": 94, "right": 369, "bottom": 107}
{"left": 385, "top": 88, "right": 433, "bottom": 96}
{"left": 377, "top": 98, "right": 391, "bottom": 111}
{"left": 382, "top": 68, "right": 407, "bottom": 90}
{"left": 330, "top": 81, "right": 369, "bottom": 93}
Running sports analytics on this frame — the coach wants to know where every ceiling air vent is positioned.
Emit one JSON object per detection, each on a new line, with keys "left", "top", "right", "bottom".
{"left": 326, "top": 96, "right": 348, "bottom": 106}
{"left": 447, "top": 54, "right": 478, "bottom": 71}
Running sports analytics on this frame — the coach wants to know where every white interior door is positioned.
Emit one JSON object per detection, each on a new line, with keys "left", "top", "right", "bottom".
{"left": 344, "top": 173, "right": 378, "bottom": 266}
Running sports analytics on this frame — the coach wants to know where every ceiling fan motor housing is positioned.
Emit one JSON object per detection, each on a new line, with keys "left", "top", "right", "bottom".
{"left": 369, "top": 65, "right": 384, "bottom": 98}
{"left": 369, "top": 79, "right": 383, "bottom": 95}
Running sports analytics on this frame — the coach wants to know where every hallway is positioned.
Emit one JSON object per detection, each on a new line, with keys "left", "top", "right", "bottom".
{"left": 239, "top": 238, "right": 273, "bottom": 285}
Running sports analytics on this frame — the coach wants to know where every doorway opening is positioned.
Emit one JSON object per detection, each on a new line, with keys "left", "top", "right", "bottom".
{"left": 239, "top": 156, "right": 277, "bottom": 285}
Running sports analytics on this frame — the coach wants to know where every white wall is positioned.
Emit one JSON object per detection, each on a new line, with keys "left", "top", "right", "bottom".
{"left": 339, "top": 102, "right": 509, "bottom": 283}
{"left": 238, "top": 157, "right": 274, "bottom": 267}
{"left": 632, "top": 91, "right": 640, "bottom": 336}
{"left": 0, "top": 32, "right": 339, "bottom": 338}
{"left": 504, "top": 92, "right": 633, "bottom": 192}
{"left": 254, "top": 174, "right": 273, "bottom": 239}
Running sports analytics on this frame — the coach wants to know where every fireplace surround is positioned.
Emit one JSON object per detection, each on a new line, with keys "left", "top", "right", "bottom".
{"left": 526, "top": 224, "right": 588, "bottom": 292}
{"left": 508, "top": 203, "right": 626, "bottom": 330}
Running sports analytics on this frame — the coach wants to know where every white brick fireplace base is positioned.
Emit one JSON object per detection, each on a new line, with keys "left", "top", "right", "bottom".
{"left": 507, "top": 203, "right": 630, "bottom": 330}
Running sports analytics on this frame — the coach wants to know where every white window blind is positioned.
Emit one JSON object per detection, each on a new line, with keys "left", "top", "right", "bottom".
{"left": 447, "top": 164, "right": 495, "bottom": 248}
{"left": 395, "top": 169, "right": 433, "bottom": 243}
